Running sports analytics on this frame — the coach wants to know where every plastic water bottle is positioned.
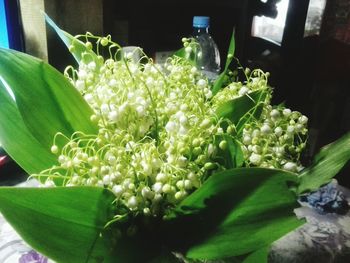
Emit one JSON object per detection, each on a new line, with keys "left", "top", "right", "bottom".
{"left": 192, "top": 16, "right": 221, "bottom": 81}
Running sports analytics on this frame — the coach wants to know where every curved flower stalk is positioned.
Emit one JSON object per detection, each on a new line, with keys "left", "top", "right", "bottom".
{"left": 0, "top": 17, "right": 348, "bottom": 263}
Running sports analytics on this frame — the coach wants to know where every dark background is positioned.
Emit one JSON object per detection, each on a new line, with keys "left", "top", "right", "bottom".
{"left": 1, "top": 0, "right": 350, "bottom": 188}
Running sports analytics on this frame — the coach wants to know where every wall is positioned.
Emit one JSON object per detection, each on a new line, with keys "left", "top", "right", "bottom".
{"left": 19, "top": 0, "right": 47, "bottom": 61}
{"left": 44, "top": 0, "right": 103, "bottom": 71}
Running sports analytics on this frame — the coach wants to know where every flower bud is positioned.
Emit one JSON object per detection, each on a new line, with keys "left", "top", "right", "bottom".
{"left": 185, "top": 46, "right": 192, "bottom": 53}
{"left": 127, "top": 196, "right": 138, "bottom": 209}
{"left": 274, "top": 127, "right": 283, "bottom": 137}
{"left": 298, "top": 115, "right": 308, "bottom": 124}
{"left": 287, "top": 125, "right": 295, "bottom": 134}
{"left": 243, "top": 135, "right": 252, "bottom": 145}
{"left": 200, "top": 118, "right": 211, "bottom": 129}
{"left": 100, "top": 37, "right": 109, "bottom": 46}
{"left": 175, "top": 191, "right": 186, "bottom": 200}
{"left": 184, "top": 180, "right": 192, "bottom": 190}
{"left": 143, "top": 207, "right": 151, "bottom": 215}
{"left": 283, "top": 162, "right": 297, "bottom": 172}
{"left": 283, "top": 108, "right": 291, "bottom": 117}
{"left": 249, "top": 153, "right": 262, "bottom": 165}
{"left": 51, "top": 145, "right": 59, "bottom": 154}
{"left": 162, "top": 184, "right": 172, "bottom": 193}
{"left": 204, "top": 162, "right": 217, "bottom": 170}
{"left": 219, "top": 140, "right": 228, "bottom": 150}
{"left": 85, "top": 41, "right": 93, "bottom": 50}
{"left": 152, "top": 182, "right": 163, "bottom": 193}
{"left": 112, "top": 185, "right": 123, "bottom": 196}
{"left": 261, "top": 124, "right": 271, "bottom": 134}
{"left": 270, "top": 109, "right": 280, "bottom": 118}
{"left": 192, "top": 138, "right": 201, "bottom": 147}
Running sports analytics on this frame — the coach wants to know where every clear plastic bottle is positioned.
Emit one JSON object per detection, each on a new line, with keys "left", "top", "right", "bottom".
{"left": 192, "top": 16, "right": 221, "bottom": 81}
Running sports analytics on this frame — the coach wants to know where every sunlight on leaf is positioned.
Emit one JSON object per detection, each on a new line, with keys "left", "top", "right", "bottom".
{"left": 0, "top": 48, "right": 98, "bottom": 151}
{"left": 0, "top": 187, "right": 120, "bottom": 262}
{"left": 0, "top": 80, "right": 57, "bottom": 174}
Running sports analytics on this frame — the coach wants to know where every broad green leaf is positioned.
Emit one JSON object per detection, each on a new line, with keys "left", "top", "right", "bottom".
{"left": 0, "top": 48, "right": 98, "bottom": 150}
{"left": 0, "top": 185, "right": 172, "bottom": 262}
{"left": 214, "top": 134, "right": 244, "bottom": 168}
{"left": 241, "top": 247, "right": 269, "bottom": 263}
{"left": 214, "top": 246, "right": 269, "bottom": 263}
{"left": 0, "top": 79, "right": 57, "bottom": 174}
{"left": 216, "top": 90, "right": 268, "bottom": 134}
{"left": 0, "top": 187, "right": 117, "bottom": 262}
{"left": 297, "top": 132, "right": 350, "bottom": 194}
{"left": 45, "top": 14, "right": 102, "bottom": 67}
{"left": 164, "top": 168, "right": 302, "bottom": 260}
{"left": 212, "top": 30, "right": 235, "bottom": 95}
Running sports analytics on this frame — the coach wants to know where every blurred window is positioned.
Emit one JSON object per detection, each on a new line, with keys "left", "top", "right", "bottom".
{"left": 251, "top": 0, "right": 290, "bottom": 44}
{"left": 304, "top": 0, "right": 327, "bottom": 37}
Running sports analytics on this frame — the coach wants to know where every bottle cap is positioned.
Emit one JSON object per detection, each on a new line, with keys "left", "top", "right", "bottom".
{"left": 193, "top": 16, "right": 210, "bottom": 28}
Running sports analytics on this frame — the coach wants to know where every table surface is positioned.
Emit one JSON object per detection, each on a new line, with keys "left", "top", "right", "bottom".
{"left": 270, "top": 182, "right": 350, "bottom": 263}
{"left": 1, "top": 179, "right": 350, "bottom": 263}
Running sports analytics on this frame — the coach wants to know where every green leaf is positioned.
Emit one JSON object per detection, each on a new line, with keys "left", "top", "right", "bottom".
{"left": 297, "top": 132, "right": 350, "bottom": 194}
{"left": 0, "top": 48, "right": 98, "bottom": 150}
{"left": 0, "top": 185, "right": 172, "bottom": 262}
{"left": 241, "top": 247, "right": 269, "bottom": 263}
{"left": 216, "top": 90, "right": 268, "bottom": 134}
{"left": 172, "top": 47, "right": 197, "bottom": 66}
{"left": 212, "top": 30, "right": 235, "bottom": 95}
{"left": 164, "top": 168, "right": 302, "bottom": 260}
{"left": 224, "top": 29, "right": 236, "bottom": 71}
{"left": 173, "top": 47, "right": 186, "bottom": 58}
{"left": 213, "top": 246, "right": 270, "bottom": 263}
{"left": 211, "top": 72, "right": 227, "bottom": 96}
{"left": 45, "top": 14, "right": 102, "bottom": 67}
{"left": 0, "top": 80, "right": 57, "bottom": 174}
{"left": 0, "top": 187, "right": 118, "bottom": 262}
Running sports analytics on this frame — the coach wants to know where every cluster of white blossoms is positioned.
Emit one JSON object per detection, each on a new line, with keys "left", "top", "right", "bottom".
{"left": 241, "top": 106, "right": 308, "bottom": 172}
{"left": 210, "top": 69, "right": 307, "bottom": 172}
{"left": 211, "top": 69, "right": 270, "bottom": 109}
{"left": 38, "top": 35, "right": 308, "bottom": 216}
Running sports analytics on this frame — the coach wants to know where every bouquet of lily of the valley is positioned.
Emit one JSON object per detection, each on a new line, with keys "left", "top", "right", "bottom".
{"left": 0, "top": 16, "right": 349, "bottom": 263}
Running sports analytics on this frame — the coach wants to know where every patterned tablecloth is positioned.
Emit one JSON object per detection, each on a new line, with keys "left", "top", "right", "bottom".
{"left": 0, "top": 180, "right": 54, "bottom": 263}
{"left": 270, "top": 182, "right": 350, "bottom": 263}
{"left": 1, "top": 180, "right": 349, "bottom": 263}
